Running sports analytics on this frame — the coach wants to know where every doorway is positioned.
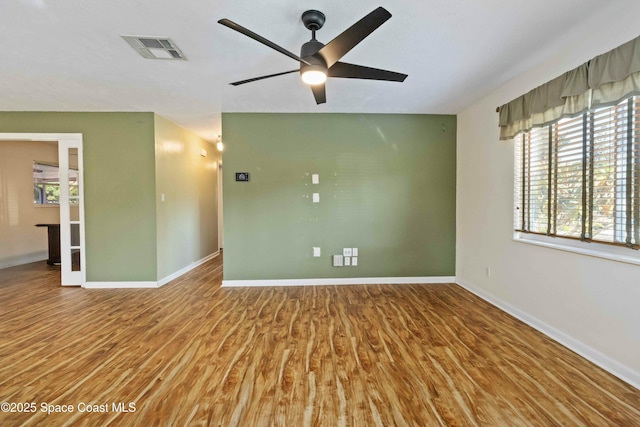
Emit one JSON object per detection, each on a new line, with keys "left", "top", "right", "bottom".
{"left": 0, "top": 133, "right": 86, "bottom": 286}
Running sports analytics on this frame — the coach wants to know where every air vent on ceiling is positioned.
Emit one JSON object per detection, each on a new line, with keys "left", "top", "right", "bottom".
{"left": 121, "top": 35, "right": 186, "bottom": 60}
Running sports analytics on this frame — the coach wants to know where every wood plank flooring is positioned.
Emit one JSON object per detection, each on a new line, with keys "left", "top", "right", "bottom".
{"left": 0, "top": 256, "right": 638, "bottom": 426}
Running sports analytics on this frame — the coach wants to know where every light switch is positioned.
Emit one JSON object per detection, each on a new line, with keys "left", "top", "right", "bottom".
{"left": 313, "top": 247, "right": 321, "bottom": 257}
{"left": 352, "top": 257, "right": 358, "bottom": 266}
{"left": 313, "top": 193, "right": 320, "bottom": 203}
{"left": 352, "top": 248, "right": 358, "bottom": 257}
{"left": 344, "top": 256, "right": 351, "bottom": 266}
{"left": 333, "top": 255, "right": 343, "bottom": 267}
{"left": 312, "top": 174, "right": 319, "bottom": 184}
{"left": 343, "top": 248, "right": 352, "bottom": 257}
{"left": 161, "top": 193, "right": 165, "bottom": 202}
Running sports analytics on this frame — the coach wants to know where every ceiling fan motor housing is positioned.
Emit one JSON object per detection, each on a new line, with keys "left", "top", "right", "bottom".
{"left": 300, "top": 40, "right": 327, "bottom": 76}
{"left": 300, "top": 40, "right": 324, "bottom": 59}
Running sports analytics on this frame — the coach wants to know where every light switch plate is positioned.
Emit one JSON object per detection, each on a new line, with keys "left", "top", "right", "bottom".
{"left": 344, "top": 256, "right": 351, "bottom": 266}
{"left": 333, "top": 255, "right": 343, "bottom": 267}
{"left": 313, "top": 193, "right": 320, "bottom": 203}
{"left": 343, "top": 248, "right": 352, "bottom": 257}
{"left": 352, "top": 257, "right": 358, "bottom": 266}
{"left": 352, "top": 248, "right": 358, "bottom": 257}
{"left": 312, "top": 174, "right": 319, "bottom": 184}
{"left": 313, "top": 247, "right": 321, "bottom": 257}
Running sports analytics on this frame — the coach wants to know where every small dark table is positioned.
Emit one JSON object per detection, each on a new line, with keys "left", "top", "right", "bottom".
{"left": 35, "top": 224, "right": 61, "bottom": 265}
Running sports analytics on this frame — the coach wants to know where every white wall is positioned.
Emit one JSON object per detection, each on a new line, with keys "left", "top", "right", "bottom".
{"left": 456, "top": 9, "right": 640, "bottom": 388}
{"left": 0, "top": 140, "right": 60, "bottom": 268}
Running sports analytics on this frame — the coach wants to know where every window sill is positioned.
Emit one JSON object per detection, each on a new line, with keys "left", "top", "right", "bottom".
{"left": 34, "top": 204, "right": 60, "bottom": 208}
{"left": 513, "top": 232, "right": 640, "bottom": 266}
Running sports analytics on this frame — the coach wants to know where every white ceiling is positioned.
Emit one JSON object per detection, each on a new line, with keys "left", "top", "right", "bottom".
{"left": 0, "top": 0, "right": 637, "bottom": 141}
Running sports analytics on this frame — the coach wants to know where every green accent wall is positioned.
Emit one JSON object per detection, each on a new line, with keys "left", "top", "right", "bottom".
{"left": 154, "top": 115, "right": 221, "bottom": 280}
{"left": 222, "top": 113, "right": 456, "bottom": 280}
{"left": 0, "top": 112, "right": 157, "bottom": 281}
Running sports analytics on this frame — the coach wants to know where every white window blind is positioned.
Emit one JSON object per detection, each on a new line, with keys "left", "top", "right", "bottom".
{"left": 590, "top": 100, "right": 628, "bottom": 243}
{"left": 516, "top": 126, "right": 552, "bottom": 234}
{"left": 515, "top": 96, "right": 640, "bottom": 249}
{"left": 554, "top": 115, "right": 584, "bottom": 238}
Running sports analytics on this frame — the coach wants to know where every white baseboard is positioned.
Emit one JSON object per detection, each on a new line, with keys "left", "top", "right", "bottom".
{"left": 456, "top": 278, "right": 640, "bottom": 391}
{"left": 222, "top": 276, "right": 456, "bottom": 287}
{"left": 84, "top": 251, "right": 221, "bottom": 289}
{"left": 84, "top": 281, "right": 159, "bottom": 289}
{"left": 157, "top": 251, "right": 220, "bottom": 287}
{"left": 0, "top": 252, "right": 48, "bottom": 270}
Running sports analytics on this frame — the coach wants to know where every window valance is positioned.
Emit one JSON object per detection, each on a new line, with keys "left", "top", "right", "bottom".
{"left": 499, "top": 35, "right": 640, "bottom": 141}
{"left": 589, "top": 36, "right": 640, "bottom": 108}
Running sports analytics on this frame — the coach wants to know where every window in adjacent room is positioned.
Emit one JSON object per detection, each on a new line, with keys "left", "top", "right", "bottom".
{"left": 33, "top": 162, "right": 78, "bottom": 205}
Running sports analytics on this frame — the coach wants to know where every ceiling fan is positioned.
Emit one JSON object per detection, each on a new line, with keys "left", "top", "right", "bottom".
{"left": 218, "top": 7, "right": 408, "bottom": 104}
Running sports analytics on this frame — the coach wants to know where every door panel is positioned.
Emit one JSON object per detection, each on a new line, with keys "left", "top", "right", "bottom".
{"left": 58, "top": 140, "right": 85, "bottom": 286}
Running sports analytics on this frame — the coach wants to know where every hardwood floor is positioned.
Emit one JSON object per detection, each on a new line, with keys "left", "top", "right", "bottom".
{"left": 0, "top": 256, "right": 638, "bottom": 426}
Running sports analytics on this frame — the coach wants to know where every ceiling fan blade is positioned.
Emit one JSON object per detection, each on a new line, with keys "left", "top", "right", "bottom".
{"left": 311, "top": 84, "right": 326, "bottom": 104}
{"left": 230, "top": 69, "right": 299, "bottom": 86}
{"left": 328, "top": 62, "right": 407, "bottom": 82}
{"left": 218, "top": 19, "right": 311, "bottom": 65}
{"left": 317, "top": 7, "right": 391, "bottom": 68}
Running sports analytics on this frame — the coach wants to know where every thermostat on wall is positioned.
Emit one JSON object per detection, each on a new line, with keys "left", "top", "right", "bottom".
{"left": 235, "top": 172, "right": 250, "bottom": 182}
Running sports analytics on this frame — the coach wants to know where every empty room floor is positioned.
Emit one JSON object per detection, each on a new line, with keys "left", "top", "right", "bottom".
{"left": 0, "top": 256, "right": 638, "bottom": 426}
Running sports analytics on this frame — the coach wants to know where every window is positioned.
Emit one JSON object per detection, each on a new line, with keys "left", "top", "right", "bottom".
{"left": 33, "top": 162, "right": 78, "bottom": 205}
{"left": 515, "top": 96, "right": 640, "bottom": 249}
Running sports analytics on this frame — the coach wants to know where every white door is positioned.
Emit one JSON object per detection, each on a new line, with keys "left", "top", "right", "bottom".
{"left": 58, "top": 139, "right": 85, "bottom": 286}
{"left": 218, "top": 162, "right": 223, "bottom": 249}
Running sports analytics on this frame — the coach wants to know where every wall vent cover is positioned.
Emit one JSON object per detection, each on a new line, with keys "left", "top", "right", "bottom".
{"left": 121, "top": 35, "right": 186, "bottom": 60}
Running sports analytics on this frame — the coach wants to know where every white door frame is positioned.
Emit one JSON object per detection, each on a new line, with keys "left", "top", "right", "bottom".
{"left": 217, "top": 161, "right": 223, "bottom": 250}
{"left": 0, "top": 133, "right": 86, "bottom": 287}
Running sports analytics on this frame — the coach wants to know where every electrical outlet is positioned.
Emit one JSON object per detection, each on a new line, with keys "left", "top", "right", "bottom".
{"left": 343, "top": 248, "right": 352, "bottom": 257}
{"left": 333, "top": 255, "right": 343, "bottom": 267}
{"left": 313, "top": 247, "right": 321, "bottom": 257}
{"left": 313, "top": 193, "right": 320, "bottom": 203}
{"left": 312, "top": 174, "right": 319, "bottom": 184}
{"left": 344, "top": 256, "right": 351, "bottom": 266}
{"left": 352, "top": 257, "right": 358, "bottom": 266}
{"left": 352, "top": 248, "right": 358, "bottom": 256}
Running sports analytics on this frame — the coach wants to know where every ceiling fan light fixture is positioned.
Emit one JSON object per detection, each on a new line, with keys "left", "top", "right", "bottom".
{"left": 301, "top": 66, "right": 327, "bottom": 85}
